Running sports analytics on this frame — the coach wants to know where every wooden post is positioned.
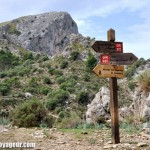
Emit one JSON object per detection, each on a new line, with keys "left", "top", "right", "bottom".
{"left": 107, "top": 29, "right": 120, "bottom": 144}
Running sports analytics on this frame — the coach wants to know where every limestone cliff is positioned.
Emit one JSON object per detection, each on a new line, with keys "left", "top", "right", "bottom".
{"left": 0, "top": 12, "right": 78, "bottom": 56}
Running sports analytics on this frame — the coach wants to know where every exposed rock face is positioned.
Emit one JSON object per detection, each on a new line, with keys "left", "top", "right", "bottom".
{"left": 0, "top": 12, "right": 78, "bottom": 56}
{"left": 86, "top": 86, "right": 110, "bottom": 125}
{"left": 119, "top": 88, "right": 150, "bottom": 123}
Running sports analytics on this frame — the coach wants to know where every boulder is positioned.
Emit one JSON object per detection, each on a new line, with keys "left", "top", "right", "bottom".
{"left": 86, "top": 86, "right": 110, "bottom": 125}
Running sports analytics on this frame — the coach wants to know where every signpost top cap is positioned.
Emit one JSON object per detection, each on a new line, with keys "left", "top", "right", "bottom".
{"left": 107, "top": 28, "right": 115, "bottom": 42}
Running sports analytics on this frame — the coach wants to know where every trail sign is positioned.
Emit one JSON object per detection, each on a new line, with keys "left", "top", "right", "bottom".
{"left": 93, "top": 64, "right": 124, "bottom": 78}
{"left": 100, "top": 53, "right": 138, "bottom": 65}
{"left": 92, "top": 28, "right": 138, "bottom": 144}
{"left": 92, "top": 41, "right": 123, "bottom": 53}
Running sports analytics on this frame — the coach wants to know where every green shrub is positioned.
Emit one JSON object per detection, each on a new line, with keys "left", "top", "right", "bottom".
{"left": 22, "top": 51, "right": 34, "bottom": 60}
{"left": 29, "top": 77, "right": 39, "bottom": 87}
{"left": 0, "top": 83, "right": 10, "bottom": 96}
{"left": 39, "top": 87, "right": 51, "bottom": 95}
{"left": 77, "top": 91, "right": 89, "bottom": 105}
{"left": 53, "top": 70, "right": 63, "bottom": 76}
{"left": 56, "top": 111, "right": 81, "bottom": 128}
{"left": 43, "top": 77, "right": 52, "bottom": 84}
{"left": 0, "top": 50, "right": 20, "bottom": 70}
{"left": 0, "top": 117, "right": 10, "bottom": 125}
{"left": 128, "top": 80, "right": 136, "bottom": 91}
{"left": 0, "top": 98, "right": 20, "bottom": 107}
{"left": 4, "top": 77, "right": 21, "bottom": 88}
{"left": 70, "top": 51, "right": 80, "bottom": 61}
{"left": 85, "top": 52, "right": 97, "bottom": 71}
{"left": 60, "top": 79, "right": 76, "bottom": 91}
{"left": 83, "top": 73, "right": 90, "bottom": 82}
{"left": 56, "top": 76, "right": 66, "bottom": 84}
{"left": 136, "top": 70, "right": 150, "bottom": 93}
{"left": 46, "top": 89, "right": 69, "bottom": 110}
{"left": 60, "top": 60, "right": 68, "bottom": 69}
{"left": 10, "top": 99, "right": 54, "bottom": 127}
{"left": 125, "top": 58, "right": 145, "bottom": 79}
{"left": 48, "top": 68, "right": 55, "bottom": 75}
{"left": 7, "top": 22, "right": 21, "bottom": 35}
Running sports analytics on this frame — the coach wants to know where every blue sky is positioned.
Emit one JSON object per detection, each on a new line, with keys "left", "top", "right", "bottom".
{"left": 0, "top": 0, "right": 150, "bottom": 59}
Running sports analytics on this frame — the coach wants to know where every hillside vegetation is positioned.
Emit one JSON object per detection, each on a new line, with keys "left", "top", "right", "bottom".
{"left": 0, "top": 39, "right": 108, "bottom": 128}
{"left": 0, "top": 35, "right": 150, "bottom": 128}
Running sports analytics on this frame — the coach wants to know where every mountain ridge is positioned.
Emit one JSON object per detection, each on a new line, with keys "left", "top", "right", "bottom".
{"left": 0, "top": 11, "right": 78, "bottom": 56}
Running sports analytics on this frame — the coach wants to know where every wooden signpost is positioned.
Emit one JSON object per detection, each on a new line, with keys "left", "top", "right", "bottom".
{"left": 92, "top": 28, "right": 138, "bottom": 144}
{"left": 100, "top": 53, "right": 138, "bottom": 65}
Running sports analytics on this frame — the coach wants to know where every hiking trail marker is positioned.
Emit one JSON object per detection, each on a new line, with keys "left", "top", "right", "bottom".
{"left": 92, "top": 28, "right": 138, "bottom": 144}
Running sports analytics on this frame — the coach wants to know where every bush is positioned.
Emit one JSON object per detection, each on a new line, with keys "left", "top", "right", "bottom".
{"left": 60, "top": 60, "right": 68, "bottom": 69}
{"left": 4, "top": 77, "right": 21, "bottom": 88}
{"left": 70, "top": 51, "right": 80, "bottom": 61}
{"left": 10, "top": 99, "right": 54, "bottom": 127}
{"left": 0, "top": 98, "right": 19, "bottom": 107}
{"left": 39, "top": 87, "right": 51, "bottom": 95}
{"left": 29, "top": 77, "right": 39, "bottom": 87}
{"left": 125, "top": 58, "right": 146, "bottom": 79}
{"left": 56, "top": 76, "right": 66, "bottom": 84}
{"left": 83, "top": 73, "right": 90, "bottom": 82}
{"left": 85, "top": 52, "right": 97, "bottom": 71}
{"left": 22, "top": 51, "right": 34, "bottom": 60}
{"left": 7, "top": 22, "right": 21, "bottom": 35}
{"left": 77, "top": 91, "right": 89, "bottom": 105}
{"left": 136, "top": 70, "right": 150, "bottom": 93}
{"left": 56, "top": 111, "right": 81, "bottom": 128}
{"left": 43, "top": 77, "right": 52, "bottom": 84}
{"left": 0, "top": 50, "right": 20, "bottom": 70}
{"left": 0, "top": 83, "right": 10, "bottom": 96}
{"left": 46, "top": 89, "right": 69, "bottom": 110}
{"left": 60, "top": 79, "right": 76, "bottom": 92}
{"left": 128, "top": 80, "right": 136, "bottom": 91}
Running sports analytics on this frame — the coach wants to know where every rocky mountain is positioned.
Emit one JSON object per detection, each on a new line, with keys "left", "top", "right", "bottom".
{"left": 0, "top": 12, "right": 78, "bottom": 56}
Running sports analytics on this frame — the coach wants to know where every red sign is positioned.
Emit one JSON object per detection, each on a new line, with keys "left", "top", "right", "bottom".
{"left": 115, "top": 42, "right": 123, "bottom": 52}
{"left": 100, "top": 54, "right": 110, "bottom": 64}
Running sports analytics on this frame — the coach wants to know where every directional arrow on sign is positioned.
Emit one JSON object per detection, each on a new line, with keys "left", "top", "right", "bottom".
{"left": 100, "top": 53, "right": 138, "bottom": 65}
{"left": 93, "top": 64, "right": 124, "bottom": 78}
{"left": 92, "top": 41, "right": 123, "bottom": 53}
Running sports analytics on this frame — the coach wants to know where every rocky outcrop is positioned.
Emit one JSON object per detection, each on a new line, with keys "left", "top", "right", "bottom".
{"left": 0, "top": 12, "right": 78, "bottom": 56}
{"left": 119, "top": 87, "right": 150, "bottom": 123}
{"left": 86, "top": 86, "right": 110, "bottom": 125}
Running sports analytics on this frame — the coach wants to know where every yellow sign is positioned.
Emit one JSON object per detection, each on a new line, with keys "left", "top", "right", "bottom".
{"left": 93, "top": 64, "right": 124, "bottom": 78}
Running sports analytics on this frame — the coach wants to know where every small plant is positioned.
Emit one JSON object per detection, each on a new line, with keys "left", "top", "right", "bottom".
{"left": 46, "top": 89, "right": 69, "bottom": 110}
{"left": 56, "top": 76, "right": 66, "bottom": 84}
{"left": 43, "top": 77, "right": 52, "bottom": 84}
{"left": 87, "top": 138, "right": 97, "bottom": 145}
{"left": 136, "top": 70, "right": 150, "bottom": 93}
{"left": 85, "top": 52, "right": 97, "bottom": 71}
{"left": 77, "top": 91, "right": 89, "bottom": 105}
{"left": 128, "top": 80, "right": 136, "bottom": 91}
{"left": 7, "top": 22, "right": 21, "bottom": 35}
{"left": 70, "top": 51, "right": 80, "bottom": 61}
{"left": 120, "top": 122, "right": 141, "bottom": 134}
{"left": 0, "top": 117, "right": 10, "bottom": 125}
{"left": 83, "top": 73, "right": 90, "bottom": 82}
{"left": 60, "top": 60, "right": 68, "bottom": 69}
{"left": 0, "top": 83, "right": 10, "bottom": 96}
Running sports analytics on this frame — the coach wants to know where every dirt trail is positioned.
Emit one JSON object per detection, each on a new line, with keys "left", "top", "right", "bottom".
{"left": 0, "top": 126, "right": 150, "bottom": 150}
